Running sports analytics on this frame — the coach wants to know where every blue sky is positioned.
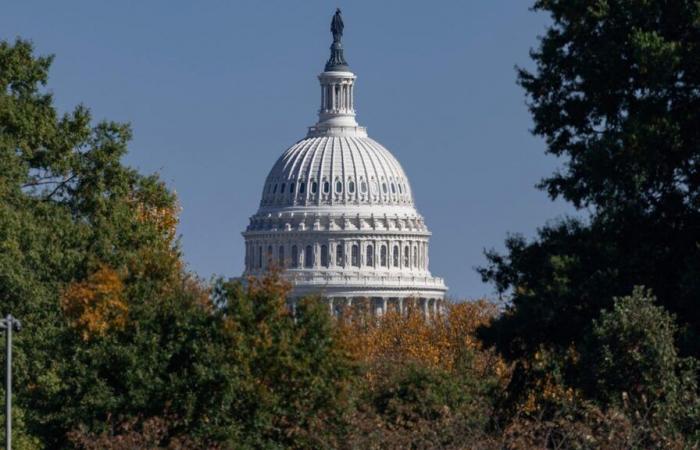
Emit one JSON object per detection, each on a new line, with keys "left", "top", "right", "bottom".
{"left": 1, "top": 1, "right": 572, "bottom": 299}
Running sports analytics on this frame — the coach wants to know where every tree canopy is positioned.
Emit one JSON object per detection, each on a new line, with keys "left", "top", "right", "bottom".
{"left": 479, "top": 0, "right": 700, "bottom": 360}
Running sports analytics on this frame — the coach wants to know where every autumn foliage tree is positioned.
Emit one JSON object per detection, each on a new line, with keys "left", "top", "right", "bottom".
{"left": 333, "top": 300, "right": 508, "bottom": 448}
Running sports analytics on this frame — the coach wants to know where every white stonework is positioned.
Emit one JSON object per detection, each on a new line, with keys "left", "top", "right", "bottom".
{"left": 241, "top": 12, "right": 446, "bottom": 313}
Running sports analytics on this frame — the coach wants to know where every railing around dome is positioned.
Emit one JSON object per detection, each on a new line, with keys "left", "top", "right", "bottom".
{"left": 307, "top": 125, "right": 367, "bottom": 137}
{"left": 282, "top": 270, "right": 446, "bottom": 290}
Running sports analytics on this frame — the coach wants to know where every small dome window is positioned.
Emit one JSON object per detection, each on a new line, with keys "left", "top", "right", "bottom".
{"left": 291, "top": 245, "right": 299, "bottom": 268}
{"left": 323, "top": 181, "right": 330, "bottom": 194}
{"left": 280, "top": 183, "right": 286, "bottom": 193}
{"left": 361, "top": 181, "right": 367, "bottom": 193}
{"left": 273, "top": 184, "right": 278, "bottom": 194}
{"left": 290, "top": 183, "right": 295, "bottom": 193}
{"left": 311, "top": 181, "right": 318, "bottom": 194}
{"left": 336, "top": 244, "right": 344, "bottom": 266}
{"left": 299, "top": 182, "right": 306, "bottom": 194}
{"left": 304, "top": 245, "right": 313, "bottom": 268}
{"left": 336, "top": 180, "right": 342, "bottom": 193}
{"left": 398, "top": 184, "right": 403, "bottom": 194}
{"left": 391, "top": 183, "right": 396, "bottom": 194}
{"left": 321, "top": 245, "right": 329, "bottom": 267}
{"left": 348, "top": 180, "right": 355, "bottom": 193}
{"left": 382, "top": 183, "right": 388, "bottom": 194}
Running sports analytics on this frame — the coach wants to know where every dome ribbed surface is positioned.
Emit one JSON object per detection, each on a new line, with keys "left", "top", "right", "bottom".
{"left": 259, "top": 135, "right": 414, "bottom": 209}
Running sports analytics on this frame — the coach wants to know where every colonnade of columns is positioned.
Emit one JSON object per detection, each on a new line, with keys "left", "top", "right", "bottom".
{"left": 321, "top": 80, "right": 354, "bottom": 113}
{"left": 245, "top": 238, "right": 429, "bottom": 273}
{"left": 318, "top": 296, "right": 444, "bottom": 319}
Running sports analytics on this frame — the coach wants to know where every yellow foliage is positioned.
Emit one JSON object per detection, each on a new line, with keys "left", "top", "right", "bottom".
{"left": 337, "top": 299, "right": 509, "bottom": 384}
{"left": 133, "top": 195, "right": 181, "bottom": 246}
{"left": 519, "top": 346, "right": 582, "bottom": 414}
{"left": 129, "top": 194, "right": 184, "bottom": 290}
{"left": 61, "top": 265, "right": 128, "bottom": 340}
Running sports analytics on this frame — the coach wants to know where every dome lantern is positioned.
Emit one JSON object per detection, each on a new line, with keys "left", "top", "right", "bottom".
{"left": 310, "top": 9, "right": 363, "bottom": 137}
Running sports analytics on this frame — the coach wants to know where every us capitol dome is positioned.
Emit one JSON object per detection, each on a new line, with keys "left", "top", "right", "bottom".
{"left": 242, "top": 9, "right": 447, "bottom": 315}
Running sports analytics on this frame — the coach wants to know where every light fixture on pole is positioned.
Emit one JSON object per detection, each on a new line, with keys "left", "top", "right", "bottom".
{"left": 1, "top": 315, "right": 21, "bottom": 450}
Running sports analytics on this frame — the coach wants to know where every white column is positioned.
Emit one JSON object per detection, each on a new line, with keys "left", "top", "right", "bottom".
{"left": 330, "top": 84, "right": 335, "bottom": 110}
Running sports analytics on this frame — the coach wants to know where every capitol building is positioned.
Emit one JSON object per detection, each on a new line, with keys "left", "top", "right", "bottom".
{"left": 242, "top": 10, "right": 446, "bottom": 315}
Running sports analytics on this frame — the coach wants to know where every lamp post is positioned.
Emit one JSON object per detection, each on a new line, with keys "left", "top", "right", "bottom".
{"left": 1, "top": 315, "right": 21, "bottom": 450}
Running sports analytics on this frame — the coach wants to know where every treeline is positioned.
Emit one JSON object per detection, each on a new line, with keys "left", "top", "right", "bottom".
{"left": 2, "top": 0, "right": 700, "bottom": 448}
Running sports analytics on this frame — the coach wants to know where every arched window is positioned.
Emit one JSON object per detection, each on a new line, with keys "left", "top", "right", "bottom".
{"left": 311, "top": 181, "right": 318, "bottom": 194}
{"left": 366, "top": 245, "right": 374, "bottom": 266}
{"left": 321, "top": 245, "right": 329, "bottom": 267}
{"left": 258, "top": 246, "right": 263, "bottom": 269}
{"left": 361, "top": 181, "right": 367, "bottom": 193}
{"left": 404, "top": 245, "right": 409, "bottom": 267}
{"left": 398, "top": 184, "right": 403, "bottom": 194}
{"left": 348, "top": 180, "right": 355, "bottom": 193}
{"left": 291, "top": 245, "right": 298, "bottom": 268}
{"left": 336, "top": 180, "right": 342, "bottom": 193}
{"left": 382, "top": 182, "right": 388, "bottom": 194}
{"left": 336, "top": 244, "right": 344, "bottom": 267}
{"left": 278, "top": 245, "right": 285, "bottom": 267}
{"left": 273, "top": 184, "right": 278, "bottom": 194}
{"left": 351, "top": 244, "right": 359, "bottom": 267}
{"left": 413, "top": 246, "right": 418, "bottom": 268}
{"left": 323, "top": 181, "right": 330, "bottom": 194}
{"left": 391, "top": 183, "right": 396, "bottom": 194}
{"left": 304, "top": 245, "right": 313, "bottom": 268}
{"left": 299, "top": 182, "right": 305, "bottom": 194}
{"left": 393, "top": 245, "right": 399, "bottom": 267}
{"left": 380, "top": 245, "right": 387, "bottom": 267}
{"left": 280, "top": 183, "right": 286, "bottom": 195}
{"left": 289, "top": 183, "right": 295, "bottom": 193}
{"left": 267, "top": 245, "right": 273, "bottom": 265}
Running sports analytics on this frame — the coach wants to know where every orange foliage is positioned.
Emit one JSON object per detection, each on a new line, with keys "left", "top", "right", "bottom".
{"left": 133, "top": 195, "right": 180, "bottom": 246}
{"left": 61, "top": 265, "right": 128, "bottom": 340}
{"left": 337, "top": 299, "right": 509, "bottom": 383}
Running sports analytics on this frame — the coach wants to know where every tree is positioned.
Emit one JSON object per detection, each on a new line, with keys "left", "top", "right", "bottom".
{"left": 479, "top": 0, "right": 700, "bottom": 360}
{"left": 0, "top": 38, "right": 354, "bottom": 448}
{"left": 580, "top": 287, "right": 700, "bottom": 439}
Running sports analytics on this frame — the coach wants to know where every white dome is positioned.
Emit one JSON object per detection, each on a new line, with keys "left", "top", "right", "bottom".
{"left": 241, "top": 10, "right": 446, "bottom": 312}
{"left": 259, "top": 135, "right": 415, "bottom": 212}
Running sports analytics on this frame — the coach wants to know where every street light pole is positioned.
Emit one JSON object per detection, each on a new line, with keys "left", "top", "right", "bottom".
{"left": 1, "top": 315, "right": 21, "bottom": 450}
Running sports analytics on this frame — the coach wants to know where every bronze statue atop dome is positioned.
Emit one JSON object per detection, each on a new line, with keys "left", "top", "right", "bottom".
{"left": 325, "top": 8, "right": 349, "bottom": 71}
{"left": 331, "top": 8, "right": 344, "bottom": 43}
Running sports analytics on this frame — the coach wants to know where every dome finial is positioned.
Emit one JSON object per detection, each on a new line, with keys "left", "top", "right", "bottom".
{"left": 325, "top": 9, "right": 349, "bottom": 71}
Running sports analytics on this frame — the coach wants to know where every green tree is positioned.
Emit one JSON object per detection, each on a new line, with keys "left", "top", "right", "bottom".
{"left": 580, "top": 287, "right": 700, "bottom": 439}
{"left": 0, "top": 37, "right": 181, "bottom": 447}
{"left": 0, "top": 38, "right": 353, "bottom": 448}
{"left": 479, "top": 0, "right": 700, "bottom": 361}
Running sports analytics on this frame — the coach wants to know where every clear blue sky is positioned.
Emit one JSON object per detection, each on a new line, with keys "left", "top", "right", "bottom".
{"left": 1, "top": 1, "right": 572, "bottom": 300}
